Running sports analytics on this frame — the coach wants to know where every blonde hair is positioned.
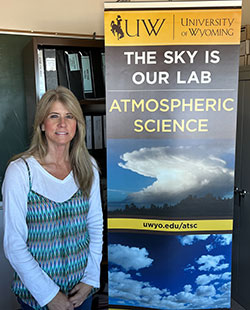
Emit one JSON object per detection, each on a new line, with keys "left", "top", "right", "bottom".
{"left": 12, "top": 86, "right": 94, "bottom": 198}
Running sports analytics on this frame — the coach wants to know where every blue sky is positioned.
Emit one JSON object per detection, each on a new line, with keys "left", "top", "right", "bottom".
{"left": 108, "top": 138, "right": 235, "bottom": 208}
{"left": 108, "top": 232, "right": 232, "bottom": 309}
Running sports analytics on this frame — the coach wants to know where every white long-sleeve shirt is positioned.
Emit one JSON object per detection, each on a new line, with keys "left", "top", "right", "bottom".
{"left": 2, "top": 156, "right": 103, "bottom": 307}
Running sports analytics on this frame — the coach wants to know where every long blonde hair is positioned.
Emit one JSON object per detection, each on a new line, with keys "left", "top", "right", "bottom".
{"left": 12, "top": 86, "right": 94, "bottom": 198}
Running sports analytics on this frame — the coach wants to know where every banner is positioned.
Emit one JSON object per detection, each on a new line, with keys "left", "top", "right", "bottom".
{"left": 105, "top": 1, "right": 242, "bottom": 309}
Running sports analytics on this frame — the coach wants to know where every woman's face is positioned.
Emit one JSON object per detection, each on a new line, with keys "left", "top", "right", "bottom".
{"left": 41, "top": 100, "right": 77, "bottom": 149}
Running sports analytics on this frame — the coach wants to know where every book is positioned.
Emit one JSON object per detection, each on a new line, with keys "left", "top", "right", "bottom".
{"left": 101, "top": 52, "right": 105, "bottom": 85}
{"left": 65, "top": 51, "right": 83, "bottom": 100}
{"left": 103, "top": 115, "right": 106, "bottom": 148}
{"left": 85, "top": 115, "right": 93, "bottom": 149}
{"left": 93, "top": 115, "right": 103, "bottom": 149}
{"left": 43, "top": 48, "right": 58, "bottom": 90}
{"left": 56, "top": 49, "right": 69, "bottom": 88}
{"left": 37, "top": 49, "right": 46, "bottom": 98}
{"left": 80, "top": 52, "right": 94, "bottom": 98}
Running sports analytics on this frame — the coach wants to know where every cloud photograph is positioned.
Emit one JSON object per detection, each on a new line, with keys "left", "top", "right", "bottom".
{"left": 108, "top": 139, "right": 235, "bottom": 218}
{"left": 108, "top": 232, "right": 232, "bottom": 309}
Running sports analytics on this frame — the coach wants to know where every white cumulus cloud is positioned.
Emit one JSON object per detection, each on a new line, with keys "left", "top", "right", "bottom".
{"left": 206, "top": 234, "right": 232, "bottom": 252}
{"left": 196, "top": 285, "right": 216, "bottom": 297}
{"left": 214, "top": 263, "right": 229, "bottom": 271}
{"left": 206, "top": 244, "right": 214, "bottom": 252}
{"left": 179, "top": 234, "right": 210, "bottom": 246}
{"left": 221, "top": 272, "right": 231, "bottom": 281}
{"left": 196, "top": 272, "right": 231, "bottom": 286}
{"left": 108, "top": 244, "right": 153, "bottom": 271}
{"left": 109, "top": 270, "right": 171, "bottom": 307}
{"left": 196, "top": 255, "right": 229, "bottom": 272}
{"left": 184, "top": 285, "right": 192, "bottom": 292}
{"left": 214, "top": 234, "right": 232, "bottom": 246}
{"left": 184, "top": 264, "right": 195, "bottom": 272}
{"left": 219, "top": 281, "right": 231, "bottom": 293}
{"left": 196, "top": 274, "right": 220, "bottom": 285}
{"left": 118, "top": 145, "right": 234, "bottom": 204}
{"left": 109, "top": 269, "right": 231, "bottom": 309}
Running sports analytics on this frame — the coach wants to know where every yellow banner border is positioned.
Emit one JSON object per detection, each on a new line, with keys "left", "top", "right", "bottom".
{"left": 108, "top": 218, "right": 233, "bottom": 233}
{"left": 105, "top": 8, "right": 241, "bottom": 46}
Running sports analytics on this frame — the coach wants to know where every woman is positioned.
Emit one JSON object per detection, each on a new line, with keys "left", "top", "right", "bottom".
{"left": 2, "top": 87, "right": 103, "bottom": 310}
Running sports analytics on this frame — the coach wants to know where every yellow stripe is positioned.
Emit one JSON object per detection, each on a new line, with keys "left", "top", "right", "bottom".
{"left": 108, "top": 218, "right": 233, "bottom": 232}
{"left": 105, "top": 9, "right": 241, "bottom": 46}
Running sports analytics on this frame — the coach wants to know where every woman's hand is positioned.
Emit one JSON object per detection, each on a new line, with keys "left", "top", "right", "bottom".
{"left": 68, "top": 283, "right": 93, "bottom": 308}
{"left": 47, "top": 291, "right": 74, "bottom": 310}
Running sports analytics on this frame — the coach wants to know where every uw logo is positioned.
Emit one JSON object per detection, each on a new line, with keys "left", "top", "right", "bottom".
{"left": 110, "top": 15, "right": 124, "bottom": 40}
{"left": 110, "top": 15, "right": 166, "bottom": 40}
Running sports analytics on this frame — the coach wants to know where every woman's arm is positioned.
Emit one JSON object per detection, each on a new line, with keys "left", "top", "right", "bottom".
{"left": 3, "top": 160, "right": 60, "bottom": 307}
{"left": 80, "top": 164, "right": 103, "bottom": 288}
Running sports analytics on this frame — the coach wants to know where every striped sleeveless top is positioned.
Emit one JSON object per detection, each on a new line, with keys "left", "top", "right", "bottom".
{"left": 12, "top": 160, "right": 90, "bottom": 310}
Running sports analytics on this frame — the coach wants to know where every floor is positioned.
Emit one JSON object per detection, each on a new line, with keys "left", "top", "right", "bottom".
{"left": 232, "top": 299, "right": 246, "bottom": 310}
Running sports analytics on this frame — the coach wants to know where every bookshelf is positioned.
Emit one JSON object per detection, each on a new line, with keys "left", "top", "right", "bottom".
{"left": 22, "top": 36, "right": 107, "bottom": 309}
{"left": 23, "top": 37, "right": 105, "bottom": 133}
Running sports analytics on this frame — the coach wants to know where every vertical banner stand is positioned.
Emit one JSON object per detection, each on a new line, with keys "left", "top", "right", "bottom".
{"left": 105, "top": 1, "right": 242, "bottom": 309}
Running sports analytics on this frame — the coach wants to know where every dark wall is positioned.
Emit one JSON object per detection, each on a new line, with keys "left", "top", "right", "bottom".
{"left": 0, "top": 34, "right": 31, "bottom": 199}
